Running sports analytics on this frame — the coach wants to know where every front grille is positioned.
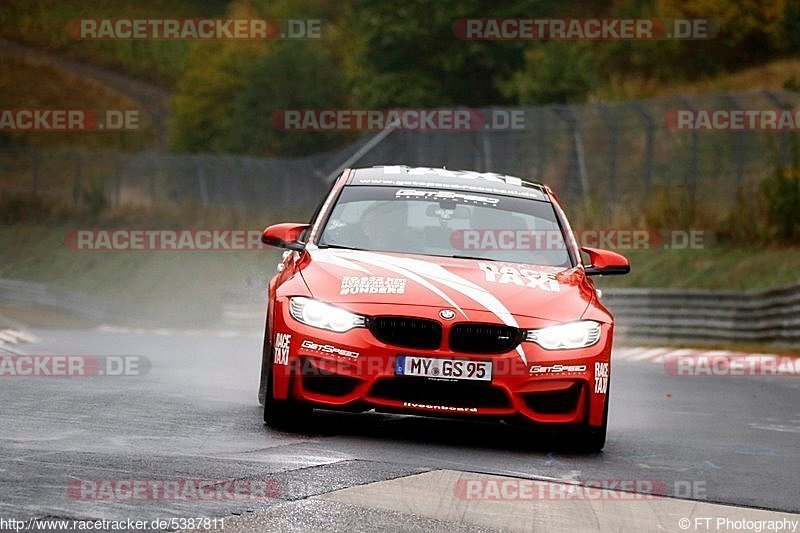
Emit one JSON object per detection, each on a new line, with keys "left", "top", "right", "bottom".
{"left": 450, "top": 323, "right": 522, "bottom": 354}
{"left": 522, "top": 383, "right": 583, "bottom": 414}
{"left": 369, "top": 377, "right": 510, "bottom": 408}
{"left": 369, "top": 316, "right": 442, "bottom": 349}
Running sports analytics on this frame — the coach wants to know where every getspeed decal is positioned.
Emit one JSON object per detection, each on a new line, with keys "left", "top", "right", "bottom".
{"left": 594, "top": 362, "right": 609, "bottom": 393}
{"left": 273, "top": 333, "right": 291, "bottom": 365}
{"left": 529, "top": 364, "right": 587, "bottom": 375}
{"left": 340, "top": 276, "right": 406, "bottom": 295}
{"left": 300, "top": 339, "right": 359, "bottom": 360}
{"left": 479, "top": 262, "right": 560, "bottom": 292}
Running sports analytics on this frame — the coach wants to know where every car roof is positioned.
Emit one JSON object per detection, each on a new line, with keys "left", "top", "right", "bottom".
{"left": 345, "top": 165, "right": 549, "bottom": 202}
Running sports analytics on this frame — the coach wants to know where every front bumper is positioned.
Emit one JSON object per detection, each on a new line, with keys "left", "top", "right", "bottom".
{"left": 270, "top": 298, "right": 612, "bottom": 427}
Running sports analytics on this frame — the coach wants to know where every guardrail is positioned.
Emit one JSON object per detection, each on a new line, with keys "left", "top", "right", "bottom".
{"left": 0, "top": 278, "right": 120, "bottom": 322}
{"left": 603, "top": 282, "right": 800, "bottom": 346}
{"left": 220, "top": 302, "right": 264, "bottom": 330}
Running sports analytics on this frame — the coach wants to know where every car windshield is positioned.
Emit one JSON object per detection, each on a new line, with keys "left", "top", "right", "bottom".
{"left": 318, "top": 185, "right": 572, "bottom": 267}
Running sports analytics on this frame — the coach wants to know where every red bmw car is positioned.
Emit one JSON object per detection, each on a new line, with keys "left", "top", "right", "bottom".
{"left": 258, "top": 166, "right": 629, "bottom": 451}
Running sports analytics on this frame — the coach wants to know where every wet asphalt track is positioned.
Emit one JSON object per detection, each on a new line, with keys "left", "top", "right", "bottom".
{"left": 0, "top": 328, "right": 798, "bottom": 529}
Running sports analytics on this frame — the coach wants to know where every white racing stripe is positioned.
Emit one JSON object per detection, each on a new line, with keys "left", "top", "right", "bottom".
{"left": 345, "top": 251, "right": 529, "bottom": 364}
{"left": 338, "top": 251, "right": 469, "bottom": 320}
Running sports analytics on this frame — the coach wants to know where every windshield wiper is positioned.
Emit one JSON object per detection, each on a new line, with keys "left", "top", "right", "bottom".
{"left": 317, "top": 243, "right": 361, "bottom": 251}
{"left": 448, "top": 254, "right": 495, "bottom": 261}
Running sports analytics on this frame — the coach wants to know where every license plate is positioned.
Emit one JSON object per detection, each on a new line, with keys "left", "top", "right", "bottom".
{"left": 395, "top": 356, "right": 492, "bottom": 382}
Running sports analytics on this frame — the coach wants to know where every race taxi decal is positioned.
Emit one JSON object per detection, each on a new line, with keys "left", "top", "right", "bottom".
{"left": 340, "top": 276, "right": 407, "bottom": 295}
{"left": 479, "top": 262, "right": 560, "bottom": 292}
{"left": 274, "top": 333, "right": 291, "bottom": 365}
{"left": 594, "top": 362, "right": 609, "bottom": 393}
{"left": 529, "top": 364, "right": 587, "bottom": 375}
{"left": 402, "top": 402, "right": 478, "bottom": 413}
{"left": 300, "top": 339, "right": 359, "bottom": 360}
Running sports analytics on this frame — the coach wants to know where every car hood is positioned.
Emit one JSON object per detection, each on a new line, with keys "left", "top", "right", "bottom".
{"left": 299, "top": 248, "right": 596, "bottom": 322}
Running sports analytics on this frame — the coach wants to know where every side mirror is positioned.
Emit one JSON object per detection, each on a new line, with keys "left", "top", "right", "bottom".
{"left": 262, "top": 223, "right": 311, "bottom": 251}
{"left": 582, "top": 246, "right": 630, "bottom": 276}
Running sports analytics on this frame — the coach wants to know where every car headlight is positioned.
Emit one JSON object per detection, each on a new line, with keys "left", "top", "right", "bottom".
{"left": 289, "top": 297, "right": 366, "bottom": 333}
{"left": 524, "top": 320, "right": 602, "bottom": 350}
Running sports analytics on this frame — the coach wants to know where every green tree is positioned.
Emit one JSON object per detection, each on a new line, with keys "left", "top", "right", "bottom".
{"left": 503, "top": 41, "right": 598, "bottom": 104}
{"left": 170, "top": 0, "right": 353, "bottom": 155}
{"left": 345, "top": 0, "right": 559, "bottom": 107}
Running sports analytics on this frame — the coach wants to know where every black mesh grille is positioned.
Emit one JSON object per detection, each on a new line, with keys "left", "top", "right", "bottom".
{"left": 522, "top": 383, "right": 584, "bottom": 414}
{"left": 369, "top": 316, "right": 442, "bottom": 349}
{"left": 302, "top": 374, "right": 361, "bottom": 396}
{"left": 369, "top": 377, "right": 509, "bottom": 408}
{"left": 450, "top": 323, "right": 522, "bottom": 354}
{"left": 300, "top": 360, "right": 361, "bottom": 396}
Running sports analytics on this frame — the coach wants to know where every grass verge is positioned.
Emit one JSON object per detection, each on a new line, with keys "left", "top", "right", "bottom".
{"left": 596, "top": 247, "right": 800, "bottom": 291}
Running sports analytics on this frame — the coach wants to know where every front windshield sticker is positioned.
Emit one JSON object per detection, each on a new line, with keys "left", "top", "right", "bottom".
{"left": 479, "top": 262, "right": 560, "bottom": 292}
{"left": 340, "top": 276, "right": 407, "bottom": 295}
{"left": 395, "top": 189, "right": 500, "bottom": 206}
{"left": 353, "top": 177, "right": 546, "bottom": 200}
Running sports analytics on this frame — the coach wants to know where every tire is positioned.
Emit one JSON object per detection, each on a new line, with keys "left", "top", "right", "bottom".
{"left": 572, "top": 376, "right": 611, "bottom": 452}
{"left": 260, "top": 316, "right": 311, "bottom": 430}
{"left": 257, "top": 314, "right": 271, "bottom": 406}
{"left": 572, "top": 421, "right": 607, "bottom": 452}
{"left": 554, "top": 377, "right": 610, "bottom": 453}
{"left": 263, "top": 372, "right": 311, "bottom": 431}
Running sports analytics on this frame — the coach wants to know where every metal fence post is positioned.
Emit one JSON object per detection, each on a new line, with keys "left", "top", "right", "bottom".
{"left": 721, "top": 93, "right": 746, "bottom": 188}
{"left": 30, "top": 148, "right": 39, "bottom": 197}
{"left": 196, "top": 160, "right": 209, "bottom": 207}
{"left": 114, "top": 156, "right": 122, "bottom": 207}
{"left": 554, "top": 106, "right": 590, "bottom": 202}
{"left": 631, "top": 102, "right": 655, "bottom": 195}
{"left": 533, "top": 107, "right": 550, "bottom": 180}
{"left": 149, "top": 152, "right": 157, "bottom": 205}
{"left": 675, "top": 96, "right": 699, "bottom": 201}
{"left": 764, "top": 90, "right": 790, "bottom": 168}
{"left": 72, "top": 150, "right": 82, "bottom": 205}
{"left": 480, "top": 133, "right": 492, "bottom": 172}
{"left": 598, "top": 103, "right": 619, "bottom": 208}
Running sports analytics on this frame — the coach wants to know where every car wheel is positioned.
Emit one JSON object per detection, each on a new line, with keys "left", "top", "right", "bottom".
{"left": 260, "top": 319, "right": 311, "bottom": 430}
{"left": 263, "top": 371, "right": 311, "bottom": 430}
{"left": 572, "top": 421, "right": 607, "bottom": 452}
{"left": 571, "top": 377, "right": 611, "bottom": 452}
{"left": 258, "top": 314, "right": 270, "bottom": 406}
